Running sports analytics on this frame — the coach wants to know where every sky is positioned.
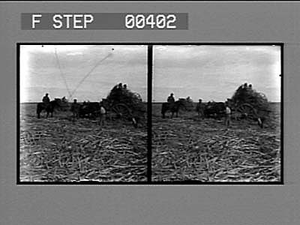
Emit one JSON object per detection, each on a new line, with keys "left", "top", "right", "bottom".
{"left": 153, "top": 45, "right": 281, "bottom": 102}
{"left": 20, "top": 45, "right": 281, "bottom": 103}
{"left": 20, "top": 45, "right": 147, "bottom": 102}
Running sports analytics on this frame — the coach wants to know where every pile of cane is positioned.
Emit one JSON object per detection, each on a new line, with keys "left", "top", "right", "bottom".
{"left": 152, "top": 115, "right": 280, "bottom": 182}
{"left": 20, "top": 114, "right": 147, "bottom": 182}
{"left": 230, "top": 83, "right": 271, "bottom": 114}
{"left": 106, "top": 83, "right": 146, "bottom": 116}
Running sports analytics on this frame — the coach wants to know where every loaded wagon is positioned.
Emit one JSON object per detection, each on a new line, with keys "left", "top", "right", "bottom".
{"left": 203, "top": 83, "right": 271, "bottom": 127}
{"left": 101, "top": 83, "right": 147, "bottom": 126}
{"left": 228, "top": 83, "right": 271, "bottom": 126}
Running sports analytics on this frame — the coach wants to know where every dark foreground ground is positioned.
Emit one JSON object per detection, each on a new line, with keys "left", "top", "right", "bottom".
{"left": 151, "top": 103, "right": 281, "bottom": 182}
{"left": 19, "top": 102, "right": 281, "bottom": 183}
{"left": 19, "top": 103, "right": 147, "bottom": 182}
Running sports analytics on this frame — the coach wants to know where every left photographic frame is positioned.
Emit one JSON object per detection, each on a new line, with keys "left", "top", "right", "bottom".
{"left": 17, "top": 44, "right": 149, "bottom": 184}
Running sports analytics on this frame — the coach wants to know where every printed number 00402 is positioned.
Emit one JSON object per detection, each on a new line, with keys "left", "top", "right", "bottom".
{"left": 125, "top": 14, "right": 176, "bottom": 29}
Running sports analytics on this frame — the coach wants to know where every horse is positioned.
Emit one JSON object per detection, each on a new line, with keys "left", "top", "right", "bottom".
{"left": 203, "top": 102, "right": 226, "bottom": 119}
{"left": 36, "top": 100, "right": 61, "bottom": 118}
{"left": 78, "top": 102, "right": 100, "bottom": 119}
{"left": 161, "top": 99, "right": 187, "bottom": 118}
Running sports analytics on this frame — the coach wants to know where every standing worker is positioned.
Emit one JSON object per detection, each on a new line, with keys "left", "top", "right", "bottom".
{"left": 224, "top": 101, "right": 231, "bottom": 127}
{"left": 99, "top": 101, "right": 106, "bottom": 127}
{"left": 71, "top": 99, "right": 80, "bottom": 121}
{"left": 196, "top": 99, "right": 204, "bottom": 119}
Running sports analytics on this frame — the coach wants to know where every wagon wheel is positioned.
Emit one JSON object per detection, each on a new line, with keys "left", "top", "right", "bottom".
{"left": 111, "top": 103, "right": 131, "bottom": 120}
{"left": 236, "top": 103, "right": 257, "bottom": 120}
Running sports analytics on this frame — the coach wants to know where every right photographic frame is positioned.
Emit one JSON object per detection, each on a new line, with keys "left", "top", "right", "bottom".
{"left": 151, "top": 44, "right": 283, "bottom": 183}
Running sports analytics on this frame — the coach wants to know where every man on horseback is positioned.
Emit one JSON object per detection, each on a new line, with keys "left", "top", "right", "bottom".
{"left": 37, "top": 93, "right": 57, "bottom": 118}
{"left": 162, "top": 93, "right": 187, "bottom": 118}
{"left": 42, "top": 93, "right": 50, "bottom": 107}
{"left": 167, "top": 93, "right": 175, "bottom": 104}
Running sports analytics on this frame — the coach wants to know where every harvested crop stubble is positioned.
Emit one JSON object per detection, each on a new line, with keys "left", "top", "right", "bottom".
{"left": 20, "top": 115, "right": 147, "bottom": 182}
{"left": 152, "top": 116, "right": 280, "bottom": 182}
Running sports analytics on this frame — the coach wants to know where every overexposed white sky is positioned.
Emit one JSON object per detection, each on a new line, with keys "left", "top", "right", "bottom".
{"left": 20, "top": 45, "right": 281, "bottom": 103}
{"left": 153, "top": 45, "right": 281, "bottom": 102}
{"left": 20, "top": 45, "right": 147, "bottom": 102}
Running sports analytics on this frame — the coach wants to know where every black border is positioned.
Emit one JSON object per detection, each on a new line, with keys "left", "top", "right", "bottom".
{"left": 7, "top": 0, "right": 299, "bottom": 3}
{"left": 17, "top": 42, "right": 284, "bottom": 185}
{"left": 147, "top": 45, "right": 153, "bottom": 182}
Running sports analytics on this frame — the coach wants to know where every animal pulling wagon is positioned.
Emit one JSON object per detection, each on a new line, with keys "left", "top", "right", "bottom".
{"left": 54, "top": 97, "right": 70, "bottom": 111}
{"left": 204, "top": 101, "right": 266, "bottom": 121}
{"left": 203, "top": 101, "right": 227, "bottom": 119}
{"left": 178, "top": 97, "right": 194, "bottom": 111}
